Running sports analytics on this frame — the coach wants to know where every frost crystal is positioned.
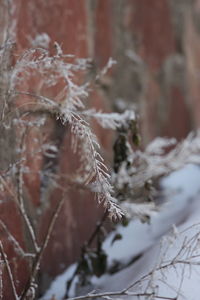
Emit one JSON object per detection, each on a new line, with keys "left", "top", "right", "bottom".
{"left": 4, "top": 45, "right": 129, "bottom": 218}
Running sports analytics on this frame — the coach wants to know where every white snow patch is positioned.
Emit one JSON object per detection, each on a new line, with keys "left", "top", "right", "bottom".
{"left": 42, "top": 164, "right": 200, "bottom": 300}
{"left": 93, "top": 164, "right": 200, "bottom": 299}
{"left": 41, "top": 264, "right": 77, "bottom": 300}
{"left": 103, "top": 164, "right": 200, "bottom": 267}
{"left": 31, "top": 33, "right": 51, "bottom": 48}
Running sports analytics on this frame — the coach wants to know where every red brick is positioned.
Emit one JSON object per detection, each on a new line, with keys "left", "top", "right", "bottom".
{"left": 129, "top": 0, "right": 176, "bottom": 71}
{"left": 94, "top": 0, "right": 113, "bottom": 67}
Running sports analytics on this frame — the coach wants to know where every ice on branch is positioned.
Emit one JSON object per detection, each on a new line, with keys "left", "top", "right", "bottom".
{"left": 6, "top": 42, "right": 200, "bottom": 222}
{"left": 7, "top": 45, "right": 126, "bottom": 219}
{"left": 112, "top": 131, "right": 200, "bottom": 220}
{"left": 30, "top": 33, "right": 51, "bottom": 49}
{"left": 82, "top": 109, "right": 135, "bottom": 130}
{"left": 114, "top": 131, "right": 200, "bottom": 192}
{"left": 120, "top": 202, "right": 157, "bottom": 222}
{"left": 68, "top": 112, "right": 123, "bottom": 219}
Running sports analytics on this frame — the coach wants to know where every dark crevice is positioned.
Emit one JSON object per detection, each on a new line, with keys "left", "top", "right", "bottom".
{"left": 40, "top": 118, "right": 67, "bottom": 201}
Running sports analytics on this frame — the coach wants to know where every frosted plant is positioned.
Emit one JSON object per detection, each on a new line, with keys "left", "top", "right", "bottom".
{"left": 1, "top": 36, "right": 200, "bottom": 300}
{"left": 0, "top": 40, "right": 131, "bottom": 299}
{"left": 83, "top": 109, "right": 135, "bottom": 130}
{"left": 112, "top": 131, "right": 200, "bottom": 221}
{"left": 0, "top": 42, "right": 135, "bottom": 219}
{"left": 64, "top": 223, "right": 200, "bottom": 300}
{"left": 30, "top": 33, "right": 51, "bottom": 49}
{"left": 1, "top": 41, "right": 200, "bottom": 226}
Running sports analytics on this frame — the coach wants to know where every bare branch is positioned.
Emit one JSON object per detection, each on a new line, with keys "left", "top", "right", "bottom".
{"left": 0, "top": 174, "right": 39, "bottom": 253}
{"left": 21, "top": 193, "right": 66, "bottom": 299}
{"left": 17, "top": 127, "right": 39, "bottom": 253}
{"left": 0, "top": 220, "right": 35, "bottom": 258}
{"left": 66, "top": 290, "right": 176, "bottom": 300}
{"left": 0, "top": 241, "right": 18, "bottom": 300}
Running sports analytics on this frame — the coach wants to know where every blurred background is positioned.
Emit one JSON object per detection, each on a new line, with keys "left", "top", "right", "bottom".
{"left": 1, "top": 0, "right": 200, "bottom": 298}
{"left": 7, "top": 0, "right": 200, "bottom": 141}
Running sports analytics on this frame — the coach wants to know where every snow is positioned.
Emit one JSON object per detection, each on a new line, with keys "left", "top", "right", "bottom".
{"left": 41, "top": 264, "right": 77, "bottom": 300}
{"left": 30, "top": 33, "right": 51, "bottom": 48}
{"left": 96, "top": 164, "right": 200, "bottom": 299}
{"left": 103, "top": 164, "right": 200, "bottom": 266}
{"left": 42, "top": 164, "right": 200, "bottom": 300}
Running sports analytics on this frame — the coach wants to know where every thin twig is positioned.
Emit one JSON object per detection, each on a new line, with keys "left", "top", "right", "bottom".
{"left": 0, "top": 241, "right": 18, "bottom": 300}
{"left": 0, "top": 174, "right": 39, "bottom": 253}
{"left": 20, "top": 193, "right": 66, "bottom": 299}
{"left": 13, "top": 90, "right": 59, "bottom": 111}
{"left": 66, "top": 211, "right": 108, "bottom": 296}
{"left": 66, "top": 290, "right": 176, "bottom": 300}
{"left": 0, "top": 220, "right": 35, "bottom": 258}
{"left": 0, "top": 252, "right": 3, "bottom": 300}
{"left": 87, "top": 211, "right": 108, "bottom": 247}
{"left": 17, "top": 128, "right": 39, "bottom": 252}
{"left": 121, "top": 256, "right": 200, "bottom": 297}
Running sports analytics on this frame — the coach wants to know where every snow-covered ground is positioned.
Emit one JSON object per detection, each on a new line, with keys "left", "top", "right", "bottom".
{"left": 42, "top": 164, "right": 200, "bottom": 300}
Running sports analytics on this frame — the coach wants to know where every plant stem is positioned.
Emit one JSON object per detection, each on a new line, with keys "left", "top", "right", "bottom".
{"left": 20, "top": 194, "right": 66, "bottom": 300}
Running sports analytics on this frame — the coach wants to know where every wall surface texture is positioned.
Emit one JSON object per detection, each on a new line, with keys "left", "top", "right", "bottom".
{"left": 0, "top": 0, "right": 200, "bottom": 298}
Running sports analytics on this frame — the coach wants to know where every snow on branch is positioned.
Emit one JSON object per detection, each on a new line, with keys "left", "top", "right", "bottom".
{"left": 4, "top": 41, "right": 200, "bottom": 300}
{"left": 112, "top": 131, "right": 200, "bottom": 221}
{"left": 68, "top": 112, "right": 123, "bottom": 219}
{"left": 135, "top": 131, "right": 200, "bottom": 185}
{"left": 4, "top": 42, "right": 200, "bottom": 223}
{"left": 82, "top": 109, "right": 135, "bottom": 130}
{"left": 120, "top": 202, "right": 157, "bottom": 222}
{"left": 114, "top": 131, "right": 200, "bottom": 192}
{"left": 3, "top": 45, "right": 129, "bottom": 219}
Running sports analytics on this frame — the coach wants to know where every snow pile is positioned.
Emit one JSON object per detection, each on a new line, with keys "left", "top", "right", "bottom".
{"left": 41, "top": 264, "right": 77, "bottom": 300}
{"left": 42, "top": 164, "right": 200, "bottom": 300}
